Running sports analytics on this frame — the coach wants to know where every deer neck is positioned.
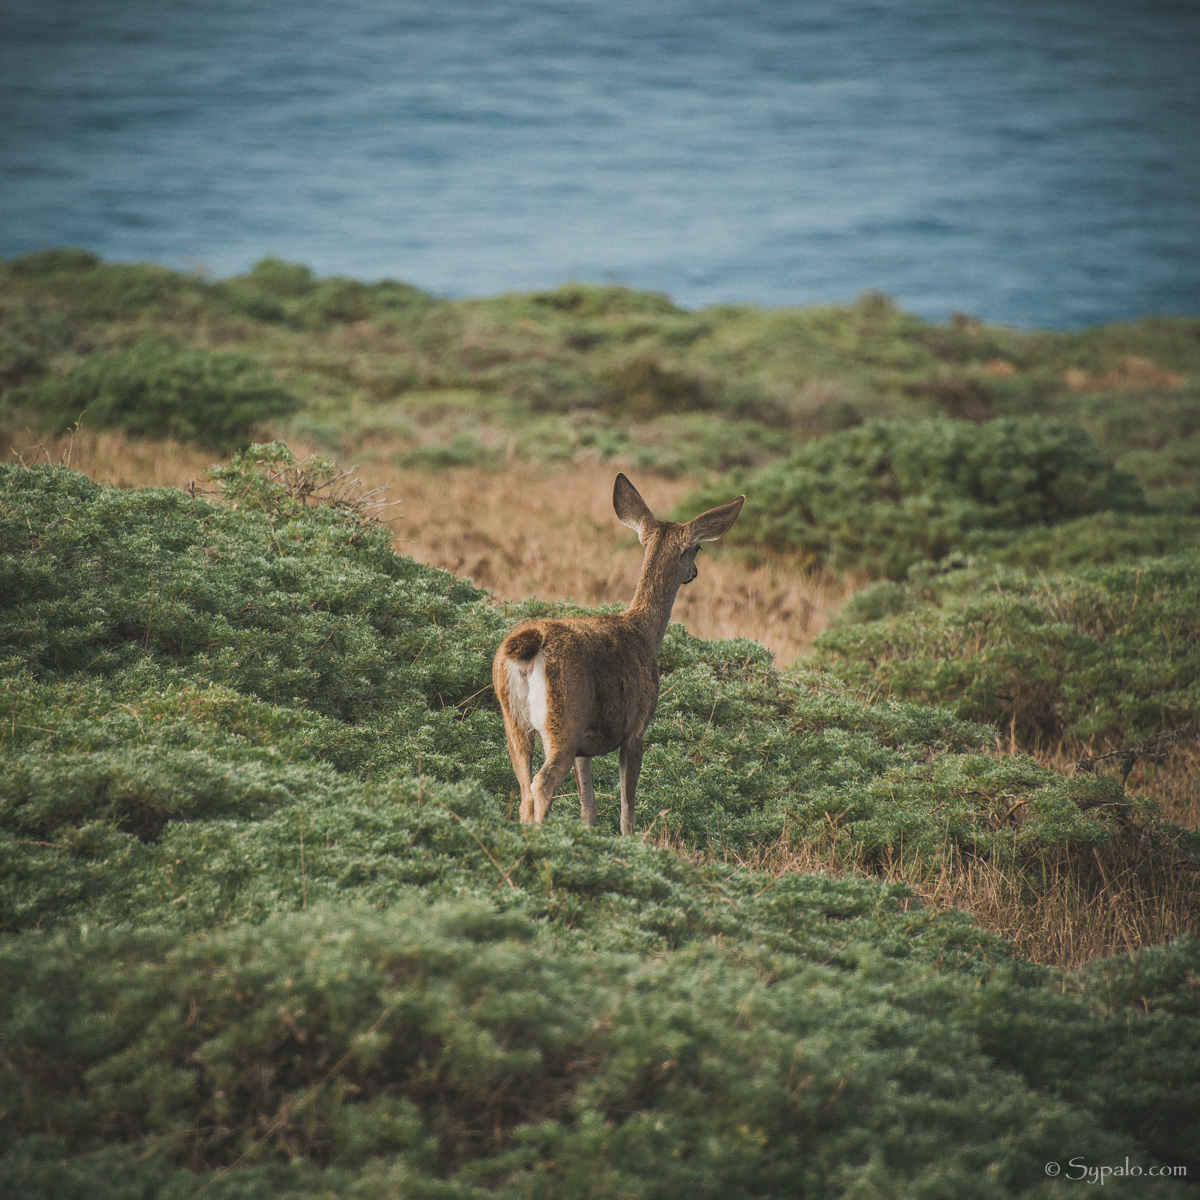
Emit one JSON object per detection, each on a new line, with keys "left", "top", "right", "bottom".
{"left": 624, "top": 544, "right": 682, "bottom": 651}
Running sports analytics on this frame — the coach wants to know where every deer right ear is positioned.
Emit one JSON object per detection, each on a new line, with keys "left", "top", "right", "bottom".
{"left": 687, "top": 495, "right": 745, "bottom": 544}
{"left": 613, "top": 472, "right": 655, "bottom": 543}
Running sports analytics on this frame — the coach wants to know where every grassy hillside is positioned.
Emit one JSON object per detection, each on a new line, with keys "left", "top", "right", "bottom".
{"left": 4, "top": 249, "right": 1197, "bottom": 648}
{"left": 2, "top": 460, "right": 1199, "bottom": 1198}
{"left": 2, "top": 253, "right": 1199, "bottom": 1195}
{"left": 3, "top": 248, "right": 1199, "bottom": 496}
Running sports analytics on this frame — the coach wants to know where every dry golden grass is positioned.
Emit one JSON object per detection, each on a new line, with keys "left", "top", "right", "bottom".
{"left": 1030, "top": 738, "right": 1200, "bottom": 833}
{"left": 5, "top": 427, "right": 853, "bottom": 663}
{"left": 8, "top": 426, "right": 1197, "bottom": 968}
{"left": 389, "top": 459, "right": 854, "bottom": 662}
{"left": 5, "top": 425, "right": 216, "bottom": 491}
{"left": 945, "top": 714, "right": 1199, "bottom": 837}
{"left": 665, "top": 827, "right": 1200, "bottom": 969}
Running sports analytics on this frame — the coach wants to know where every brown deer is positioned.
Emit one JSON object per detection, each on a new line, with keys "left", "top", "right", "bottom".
{"left": 492, "top": 473, "right": 744, "bottom": 835}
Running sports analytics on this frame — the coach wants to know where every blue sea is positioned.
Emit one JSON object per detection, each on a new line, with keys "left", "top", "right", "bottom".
{"left": 1, "top": 0, "right": 1197, "bottom": 327}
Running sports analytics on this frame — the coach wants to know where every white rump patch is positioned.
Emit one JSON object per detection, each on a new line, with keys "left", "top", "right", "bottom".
{"left": 506, "top": 651, "right": 550, "bottom": 751}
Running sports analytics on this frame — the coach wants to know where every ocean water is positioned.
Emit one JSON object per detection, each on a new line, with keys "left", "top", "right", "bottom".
{"left": 1, "top": 0, "right": 1197, "bottom": 327}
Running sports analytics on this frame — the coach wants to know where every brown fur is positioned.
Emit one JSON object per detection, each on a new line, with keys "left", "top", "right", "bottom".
{"left": 492, "top": 473, "right": 743, "bottom": 834}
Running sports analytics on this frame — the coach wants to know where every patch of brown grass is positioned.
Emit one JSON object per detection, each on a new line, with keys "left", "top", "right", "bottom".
{"left": 1037, "top": 739, "right": 1200, "bottom": 832}
{"left": 968, "top": 722, "right": 1200, "bottom": 833}
{"left": 5, "top": 427, "right": 850, "bottom": 663}
{"left": 1064, "top": 354, "right": 1186, "bottom": 393}
{"left": 4, "top": 425, "right": 215, "bottom": 490}
{"left": 390, "top": 459, "right": 853, "bottom": 662}
{"left": 666, "top": 827, "right": 1200, "bottom": 969}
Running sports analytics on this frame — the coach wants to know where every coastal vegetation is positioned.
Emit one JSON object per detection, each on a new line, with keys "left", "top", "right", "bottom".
{"left": 2, "top": 252, "right": 1198, "bottom": 1197}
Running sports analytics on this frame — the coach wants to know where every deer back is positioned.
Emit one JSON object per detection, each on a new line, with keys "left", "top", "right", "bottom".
{"left": 497, "top": 613, "right": 659, "bottom": 759}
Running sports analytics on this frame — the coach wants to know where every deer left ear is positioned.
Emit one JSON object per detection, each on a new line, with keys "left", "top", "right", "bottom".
{"left": 687, "top": 495, "right": 744, "bottom": 544}
{"left": 613, "top": 472, "right": 657, "bottom": 544}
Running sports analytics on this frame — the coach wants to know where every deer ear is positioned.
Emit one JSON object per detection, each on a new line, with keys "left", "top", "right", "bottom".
{"left": 687, "top": 495, "right": 744, "bottom": 544}
{"left": 613, "top": 473, "right": 656, "bottom": 543}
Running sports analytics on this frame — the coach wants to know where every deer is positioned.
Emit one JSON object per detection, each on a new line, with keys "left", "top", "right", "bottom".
{"left": 492, "top": 472, "right": 744, "bottom": 835}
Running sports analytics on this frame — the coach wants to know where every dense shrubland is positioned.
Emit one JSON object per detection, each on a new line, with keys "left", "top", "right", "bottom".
{"left": 815, "top": 557, "right": 1200, "bottom": 751}
{"left": 2, "top": 254, "right": 1200, "bottom": 1196}
{"left": 3, "top": 249, "right": 1199, "bottom": 489}
{"left": 682, "top": 418, "right": 1151, "bottom": 577}
{"left": 18, "top": 336, "right": 300, "bottom": 449}
{"left": 2, "top": 461, "right": 1199, "bottom": 1198}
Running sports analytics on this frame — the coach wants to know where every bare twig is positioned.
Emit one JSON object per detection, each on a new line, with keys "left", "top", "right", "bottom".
{"left": 1076, "top": 725, "right": 1196, "bottom": 789}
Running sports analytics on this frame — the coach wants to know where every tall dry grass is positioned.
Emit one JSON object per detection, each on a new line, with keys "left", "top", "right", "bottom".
{"left": 1026, "top": 736, "right": 1200, "bottom": 834}
{"left": 391, "top": 459, "right": 853, "bottom": 661}
{"left": 5, "top": 426, "right": 216, "bottom": 490}
{"left": 4, "top": 428, "right": 853, "bottom": 662}
{"left": 665, "top": 827, "right": 1200, "bottom": 969}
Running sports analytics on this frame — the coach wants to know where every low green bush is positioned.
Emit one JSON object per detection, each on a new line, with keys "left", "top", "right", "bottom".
{"left": 7, "top": 247, "right": 102, "bottom": 277}
{"left": 16, "top": 337, "right": 300, "bottom": 449}
{"left": 988, "top": 512, "right": 1200, "bottom": 569}
{"left": 241, "top": 255, "right": 318, "bottom": 298}
{"left": 0, "top": 298, "right": 77, "bottom": 389}
{"left": 214, "top": 258, "right": 439, "bottom": 330}
{"left": 816, "top": 556, "right": 1200, "bottom": 749}
{"left": 4, "top": 251, "right": 207, "bottom": 320}
{"left": 685, "top": 419, "right": 1145, "bottom": 577}
{"left": 603, "top": 355, "right": 714, "bottom": 417}
{"left": 3, "top": 894, "right": 1195, "bottom": 1198}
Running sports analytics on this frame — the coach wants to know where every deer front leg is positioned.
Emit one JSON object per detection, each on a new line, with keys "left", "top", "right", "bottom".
{"left": 618, "top": 737, "right": 643, "bottom": 836}
{"left": 575, "top": 757, "right": 596, "bottom": 826}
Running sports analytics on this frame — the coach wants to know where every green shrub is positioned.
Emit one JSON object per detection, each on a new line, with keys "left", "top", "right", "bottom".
{"left": 990, "top": 512, "right": 1200, "bottom": 569}
{"left": 1115, "top": 439, "right": 1200, "bottom": 516}
{"left": 816, "top": 555, "right": 1200, "bottom": 748}
{"left": 299, "top": 278, "right": 377, "bottom": 324}
{"left": 0, "top": 298, "right": 77, "bottom": 388}
{"left": 0, "top": 462, "right": 492, "bottom": 726}
{"left": 6, "top": 898, "right": 1193, "bottom": 1198}
{"left": 18, "top": 336, "right": 299, "bottom": 448}
{"left": 4, "top": 256, "right": 206, "bottom": 320}
{"left": 603, "top": 355, "right": 714, "bottom": 417}
{"left": 1, "top": 793, "right": 1197, "bottom": 1196}
{"left": 6, "top": 247, "right": 101, "bottom": 277}
{"left": 686, "top": 418, "right": 1146, "bottom": 577}
{"left": 480, "top": 359, "right": 612, "bottom": 412}
{"left": 243, "top": 256, "right": 317, "bottom": 297}
{"left": 526, "top": 281, "right": 687, "bottom": 318}
{"left": 214, "top": 259, "right": 437, "bottom": 329}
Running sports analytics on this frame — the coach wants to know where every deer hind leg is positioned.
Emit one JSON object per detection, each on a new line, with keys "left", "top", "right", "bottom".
{"left": 618, "top": 736, "right": 643, "bottom": 836}
{"left": 530, "top": 740, "right": 577, "bottom": 825}
{"left": 575, "top": 757, "right": 596, "bottom": 826}
{"left": 500, "top": 708, "right": 538, "bottom": 823}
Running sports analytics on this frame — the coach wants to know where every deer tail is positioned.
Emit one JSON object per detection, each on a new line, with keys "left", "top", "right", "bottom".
{"left": 503, "top": 626, "right": 544, "bottom": 662}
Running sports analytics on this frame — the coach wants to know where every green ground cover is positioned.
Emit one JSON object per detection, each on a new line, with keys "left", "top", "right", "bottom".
{"left": 2, "top": 461, "right": 1199, "bottom": 1198}
{"left": 814, "top": 556, "right": 1200, "bottom": 751}
{"left": 3, "top": 254, "right": 1199, "bottom": 1195}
